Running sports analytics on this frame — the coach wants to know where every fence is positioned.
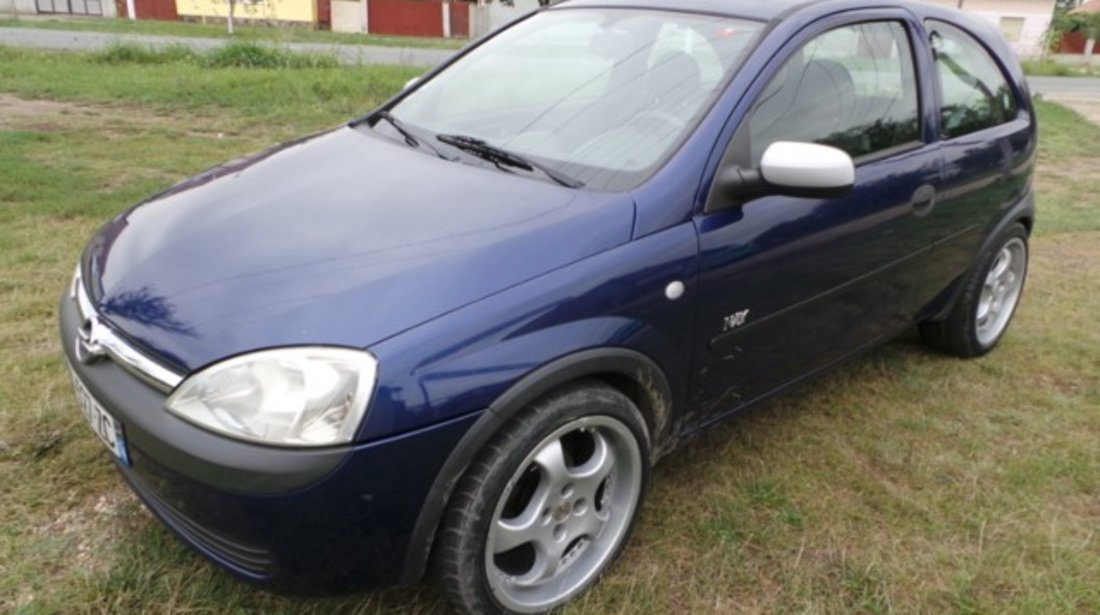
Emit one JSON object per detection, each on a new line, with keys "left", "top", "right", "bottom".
{"left": 1057, "top": 30, "right": 1100, "bottom": 55}
{"left": 364, "top": 0, "right": 468, "bottom": 38}
{"left": 331, "top": 0, "right": 543, "bottom": 39}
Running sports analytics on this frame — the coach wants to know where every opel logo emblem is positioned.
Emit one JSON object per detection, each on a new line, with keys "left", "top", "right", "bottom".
{"left": 75, "top": 315, "right": 108, "bottom": 364}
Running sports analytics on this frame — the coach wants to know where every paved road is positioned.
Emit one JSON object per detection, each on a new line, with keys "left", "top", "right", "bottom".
{"left": 1028, "top": 76, "right": 1100, "bottom": 100}
{"left": 1027, "top": 76, "right": 1100, "bottom": 124}
{"left": 0, "top": 26, "right": 455, "bottom": 67}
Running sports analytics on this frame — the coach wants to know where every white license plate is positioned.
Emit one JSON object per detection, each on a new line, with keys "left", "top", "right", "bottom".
{"left": 68, "top": 364, "right": 130, "bottom": 465}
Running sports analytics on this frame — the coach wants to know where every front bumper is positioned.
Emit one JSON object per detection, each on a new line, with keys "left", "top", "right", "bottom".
{"left": 59, "top": 295, "right": 479, "bottom": 591}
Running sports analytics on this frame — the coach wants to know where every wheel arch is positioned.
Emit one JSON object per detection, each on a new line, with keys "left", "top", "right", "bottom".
{"left": 399, "top": 347, "right": 673, "bottom": 583}
{"left": 1017, "top": 213, "right": 1034, "bottom": 235}
{"left": 923, "top": 189, "right": 1035, "bottom": 323}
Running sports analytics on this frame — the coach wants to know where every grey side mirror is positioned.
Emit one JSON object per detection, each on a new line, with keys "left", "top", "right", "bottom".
{"left": 712, "top": 141, "right": 855, "bottom": 210}
{"left": 759, "top": 141, "right": 855, "bottom": 197}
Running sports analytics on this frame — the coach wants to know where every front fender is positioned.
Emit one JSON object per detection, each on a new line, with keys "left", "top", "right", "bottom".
{"left": 364, "top": 222, "right": 700, "bottom": 582}
{"left": 399, "top": 346, "right": 672, "bottom": 583}
{"left": 362, "top": 222, "right": 698, "bottom": 442}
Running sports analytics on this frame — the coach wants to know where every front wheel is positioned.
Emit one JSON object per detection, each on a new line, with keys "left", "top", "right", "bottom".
{"left": 435, "top": 382, "right": 650, "bottom": 615}
{"left": 920, "top": 222, "right": 1029, "bottom": 358}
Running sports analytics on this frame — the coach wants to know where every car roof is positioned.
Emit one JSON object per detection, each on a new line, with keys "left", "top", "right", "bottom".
{"left": 559, "top": 0, "right": 821, "bottom": 23}
{"left": 552, "top": 0, "right": 1017, "bottom": 72}
{"left": 557, "top": 0, "right": 988, "bottom": 27}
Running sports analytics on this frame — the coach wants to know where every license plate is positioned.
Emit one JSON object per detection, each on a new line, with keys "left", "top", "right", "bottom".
{"left": 68, "top": 364, "right": 130, "bottom": 465}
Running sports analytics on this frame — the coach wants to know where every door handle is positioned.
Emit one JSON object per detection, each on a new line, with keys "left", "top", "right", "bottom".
{"left": 911, "top": 184, "right": 937, "bottom": 217}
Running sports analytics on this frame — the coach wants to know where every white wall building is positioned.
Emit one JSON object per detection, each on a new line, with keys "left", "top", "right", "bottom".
{"left": 917, "top": 0, "right": 1057, "bottom": 56}
{"left": 1, "top": 0, "right": 118, "bottom": 18}
{"left": 471, "top": 0, "right": 543, "bottom": 39}
{"left": 1, "top": 0, "right": 42, "bottom": 15}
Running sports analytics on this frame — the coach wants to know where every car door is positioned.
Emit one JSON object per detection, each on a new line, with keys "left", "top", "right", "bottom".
{"left": 686, "top": 15, "right": 943, "bottom": 427}
{"left": 921, "top": 19, "right": 1036, "bottom": 288}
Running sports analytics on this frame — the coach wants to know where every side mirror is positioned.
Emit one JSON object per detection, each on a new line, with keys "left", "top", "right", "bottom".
{"left": 713, "top": 141, "right": 855, "bottom": 210}
{"left": 760, "top": 141, "right": 855, "bottom": 198}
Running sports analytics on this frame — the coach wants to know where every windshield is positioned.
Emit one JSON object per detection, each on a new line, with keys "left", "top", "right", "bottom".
{"left": 387, "top": 8, "right": 762, "bottom": 191}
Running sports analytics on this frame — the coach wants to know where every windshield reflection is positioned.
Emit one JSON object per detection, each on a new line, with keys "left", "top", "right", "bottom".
{"left": 388, "top": 9, "right": 761, "bottom": 191}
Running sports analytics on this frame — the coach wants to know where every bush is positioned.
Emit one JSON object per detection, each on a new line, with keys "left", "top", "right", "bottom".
{"left": 1023, "top": 59, "right": 1100, "bottom": 77}
{"left": 96, "top": 42, "right": 185, "bottom": 64}
{"left": 94, "top": 41, "right": 338, "bottom": 70}
{"left": 1023, "top": 60, "right": 1075, "bottom": 77}
{"left": 159, "top": 44, "right": 203, "bottom": 64}
{"left": 203, "top": 42, "right": 339, "bottom": 69}
{"left": 1046, "top": 10, "right": 1100, "bottom": 54}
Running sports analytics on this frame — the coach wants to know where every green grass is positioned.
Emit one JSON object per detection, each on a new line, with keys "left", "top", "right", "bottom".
{"left": 94, "top": 41, "right": 341, "bottom": 68}
{"left": 1022, "top": 59, "right": 1100, "bottom": 77}
{"left": 0, "top": 15, "right": 468, "bottom": 50}
{"left": 1, "top": 47, "right": 1099, "bottom": 614}
{"left": 1031, "top": 98, "right": 1100, "bottom": 236}
{"left": 201, "top": 40, "right": 339, "bottom": 68}
{"left": 0, "top": 44, "right": 420, "bottom": 134}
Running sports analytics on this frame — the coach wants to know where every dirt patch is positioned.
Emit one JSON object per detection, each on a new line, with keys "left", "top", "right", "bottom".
{"left": 32, "top": 486, "right": 144, "bottom": 574}
{"left": 1032, "top": 231, "right": 1100, "bottom": 274}
{"left": 0, "top": 93, "right": 229, "bottom": 137}
{"left": 1033, "top": 155, "right": 1100, "bottom": 196}
{"left": 0, "top": 94, "right": 86, "bottom": 132}
{"left": 1035, "top": 155, "right": 1100, "bottom": 177}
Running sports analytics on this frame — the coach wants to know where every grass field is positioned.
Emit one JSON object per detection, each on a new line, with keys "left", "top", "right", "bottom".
{"left": 1022, "top": 59, "right": 1100, "bottom": 78}
{"left": 1, "top": 45, "right": 1098, "bottom": 614}
{"left": 0, "top": 16, "right": 467, "bottom": 50}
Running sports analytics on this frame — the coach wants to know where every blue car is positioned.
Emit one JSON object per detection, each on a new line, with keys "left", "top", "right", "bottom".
{"left": 61, "top": 0, "right": 1035, "bottom": 612}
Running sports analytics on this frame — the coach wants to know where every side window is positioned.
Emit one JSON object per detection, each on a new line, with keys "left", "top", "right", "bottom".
{"left": 928, "top": 20, "right": 1018, "bottom": 139}
{"left": 735, "top": 21, "right": 921, "bottom": 167}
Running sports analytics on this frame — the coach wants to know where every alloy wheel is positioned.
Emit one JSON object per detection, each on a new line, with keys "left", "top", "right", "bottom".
{"left": 485, "top": 416, "right": 642, "bottom": 613}
{"left": 975, "top": 237, "right": 1027, "bottom": 347}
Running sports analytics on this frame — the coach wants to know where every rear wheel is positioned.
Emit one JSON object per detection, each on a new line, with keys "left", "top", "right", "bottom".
{"left": 435, "top": 382, "right": 649, "bottom": 614}
{"left": 920, "top": 223, "right": 1029, "bottom": 358}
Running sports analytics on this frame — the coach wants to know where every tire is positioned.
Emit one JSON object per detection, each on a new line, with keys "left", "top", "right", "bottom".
{"left": 920, "top": 222, "right": 1029, "bottom": 358}
{"left": 434, "top": 381, "right": 650, "bottom": 615}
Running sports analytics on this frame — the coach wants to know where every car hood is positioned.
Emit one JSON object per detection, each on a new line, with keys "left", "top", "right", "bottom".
{"left": 83, "top": 126, "right": 634, "bottom": 372}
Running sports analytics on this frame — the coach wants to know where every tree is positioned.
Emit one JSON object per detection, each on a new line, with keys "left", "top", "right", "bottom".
{"left": 1048, "top": 9, "right": 1100, "bottom": 65}
{"left": 227, "top": 0, "right": 237, "bottom": 35}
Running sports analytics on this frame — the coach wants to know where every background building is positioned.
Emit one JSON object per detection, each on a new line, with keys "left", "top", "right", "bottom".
{"left": 916, "top": 0, "right": 1058, "bottom": 56}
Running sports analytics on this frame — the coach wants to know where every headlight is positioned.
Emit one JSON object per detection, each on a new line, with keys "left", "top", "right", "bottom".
{"left": 165, "top": 347, "right": 377, "bottom": 447}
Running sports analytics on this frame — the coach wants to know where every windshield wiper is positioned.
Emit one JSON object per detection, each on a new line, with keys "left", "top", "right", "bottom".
{"left": 436, "top": 134, "right": 585, "bottom": 188}
{"left": 375, "top": 111, "right": 452, "bottom": 160}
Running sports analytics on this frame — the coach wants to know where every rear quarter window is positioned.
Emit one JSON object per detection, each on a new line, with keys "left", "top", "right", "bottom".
{"left": 927, "top": 20, "right": 1019, "bottom": 139}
